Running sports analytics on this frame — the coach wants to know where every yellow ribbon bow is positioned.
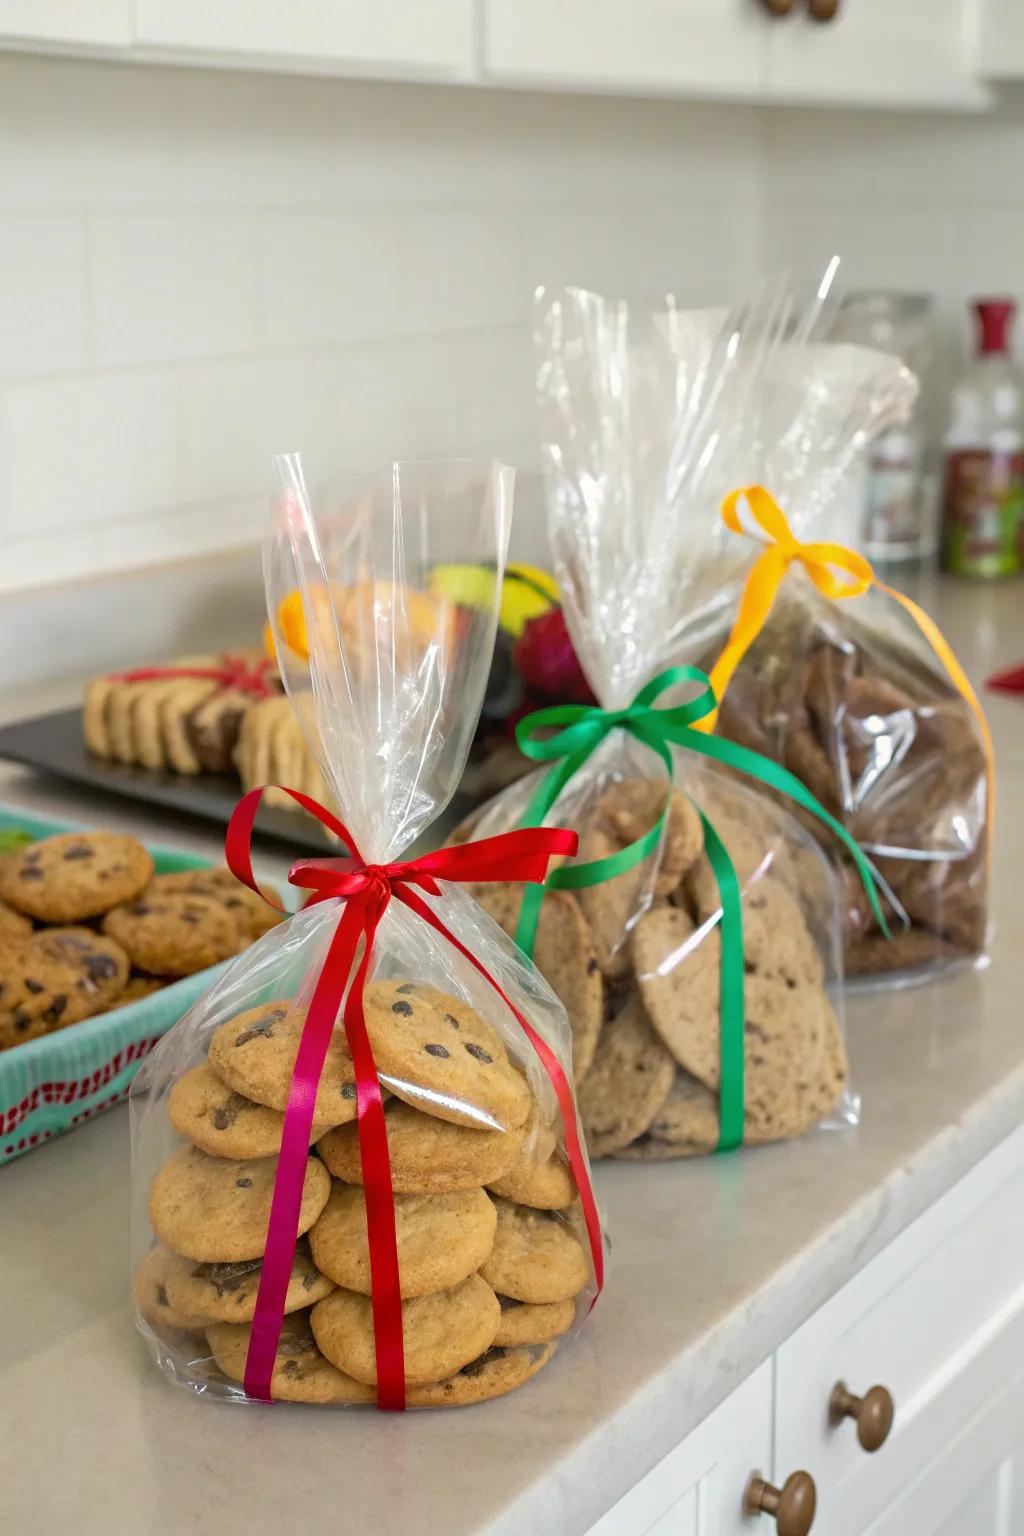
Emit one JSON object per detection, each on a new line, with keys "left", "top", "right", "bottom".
{"left": 704, "top": 484, "right": 995, "bottom": 826}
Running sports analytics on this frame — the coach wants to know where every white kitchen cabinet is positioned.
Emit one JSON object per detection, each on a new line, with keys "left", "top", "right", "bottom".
{"left": 584, "top": 1363, "right": 773, "bottom": 1536}
{"left": 0, "top": 0, "right": 130, "bottom": 48}
{"left": 764, "top": 0, "right": 989, "bottom": 109}
{"left": 482, "top": 0, "right": 767, "bottom": 100}
{"left": 134, "top": 0, "right": 474, "bottom": 79}
{"left": 979, "top": 0, "right": 1024, "bottom": 79}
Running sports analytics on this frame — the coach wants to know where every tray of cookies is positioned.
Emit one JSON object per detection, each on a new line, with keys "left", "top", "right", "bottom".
{"left": 0, "top": 805, "right": 285, "bottom": 1164}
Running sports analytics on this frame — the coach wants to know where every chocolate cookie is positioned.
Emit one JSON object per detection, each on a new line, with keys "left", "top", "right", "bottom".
{"left": 208, "top": 1002, "right": 358, "bottom": 1126}
{"left": 471, "top": 887, "right": 602, "bottom": 1081}
{"left": 103, "top": 893, "right": 238, "bottom": 977}
{"left": 2, "top": 831, "right": 153, "bottom": 923}
{"left": 168, "top": 1062, "right": 331, "bottom": 1159}
{"left": 577, "top": 995, "right": 676, "bottom": 1158}
{"left": 206, "top": 1312, "right": 375, "bottom": 1405}
{"left": 148, "top": 1144, "right": 330, "bottom": 1262}
{"left": 405, "top": 1341, "right": 556, "bottom": 1408}
{"left": 493, "top": 1296, "right": 575, "bottom": 1349}
{"left": 317, "top": 1097, "right": 526, "bottom": 1194}
{"left": 487, "top": 1111, "right": 576, "bottom": 1209}
{"left": 362, "top": 979, "right": 533, "bottom": 1133}
{"left": 164, "top": 1237, "right": 334, "bottom": 1324}
{"left": 311, "top": 1274, "right": 501, "bottom": 1387}
{"left": 479, "top": 1198, "right": 589, "bottom": 1305}
{"left": 309, "top": 1183, "right": 497, "bottom": 1298}
{"left": 132, "top": 1244, "right": 208, "bottom": 1333}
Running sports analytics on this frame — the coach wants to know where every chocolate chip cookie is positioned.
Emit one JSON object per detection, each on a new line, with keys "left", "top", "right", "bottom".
{"left": 148, "top": 1144, "right": 330, "bottom": 1262}
{"left": 103, "top": 892, "right": 238, "bottom": 976}
{"left": 2, "top": 831, "right": 153, "bottom": 923}
{"left": 206, "top": 1312, "right": 375, "bottom": 1404}
{"left": 311, "top": 1274, "right": 501, "bottom": 1387}
{"left": 164, "top": 1237, "right": 334, "bottom": 1324}
{"left": 208, "top": 1002, "right": 358, "bottom": 1126}
{"left": 479, "top": 1198, "right": 589, "bottom": 1305}
{"left": 148, "top": 867, "right": 284, "bottom": 944}
{"left": 317, "top": 1097, "right": 526, "bottom": 1194}
{"left": 0, "top": 938, "right": 86, "bottom": 1048}
{"left": 577, "top": 994, "right": 676, "bottom": 1158}
{"left": 405, "top": 1341, "right": 556, "bottom": 1407}
{"left": 168, "top": 1062, "right": 331, "bottom": 1159}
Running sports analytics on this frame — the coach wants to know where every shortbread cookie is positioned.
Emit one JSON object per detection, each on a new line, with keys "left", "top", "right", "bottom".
{"left": 470, "top": 888, "right": 602, "bottom": 1082}
{"left": 148, "top": 1144, "right": 330, "bottom": 1262}
{"left": 362, "top": 980, "right": 533, "bottom": 1133}
{"left": 132, "top": 1244, "right": 208, "bottom": 1332}
{"left": 577, "top": 995, "right": 675, "bottom": 1158}
{"left": 83, "top": 676, "right": 119, "bottom": 758}
{"left": 494, "top": 1295, "right": 575, "bottom": 1348}
{"left": 479, "top": 1198, "right": 589, "bottom": 1305}
{"left": 406, "top": 1341, "right": 556, "bottom": 1408}
{"left": 311, "top": 1274, "right": 501, "bottom": 1387}
{"left": 164, "top": 1237, "right": 334, "bottom": 1324}
{"left": 103, "top": 893, "right": 238, "bottom": 976}
{"left": 207, "top": 1312, "right": 374, "bottom": 1405}
{"left": 309, "top": 1183, "right": 497, "bottom": 1298}
{"left": 168, "top": 1062, "right": 330, "bottom": 1159}
{"left": 487, "top": 1112, "right": 575, "bottom": 1209}
{"left": 317, "top": 1097, "right": 525, "bottom": 1194}
{"left": 2, "top": 831, "right": 152, "bottom": 923}
{"left": 208, "top": 1002, "right": 358, "bottom": 1126}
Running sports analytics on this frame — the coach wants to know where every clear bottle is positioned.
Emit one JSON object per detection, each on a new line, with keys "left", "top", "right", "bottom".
{"left": 942, "top": 299, "right": 1024, "bottom": 578}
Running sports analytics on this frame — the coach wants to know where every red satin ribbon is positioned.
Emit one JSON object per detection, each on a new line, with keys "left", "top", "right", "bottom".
{"left": 109, "top": 652, "right": 277, "bottom": 699}
{"left": 225, "top": 786, "right": 604, "bottom": 1410}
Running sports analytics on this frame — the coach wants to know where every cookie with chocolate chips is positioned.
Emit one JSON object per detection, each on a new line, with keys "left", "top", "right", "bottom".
{"left": 487, "top": 1108, "right": 576, "bottom": 1209}
{"left": 0, "top": 937, "right": 86, "bottom": 1049}
{"left": 493, "top": 1296, "right": 575, "bottom": 1349}
{"left": 0, "top": 898, "right": 31, "bottom": 943}
{"left": 1, "top": 831, "right": 152, "bottom": 923}
{"left": 362, "top": 979, "right": 533, "bottom": 1133}
{"left": 406, "top": 1341, "right": 557, "bottom": 1407}
{"left": 206, "top": 1311, "right": 374, "bottom": 1405}
{"left": 317, "top": 1096, "right": 526, "bottom": 1194}
{"left": 168, "top": 1062, "right": 331, "bottom": 1158}
{"left": 27, "top": 927, "right": 129, "bottom": 1018}
{"left": 577, "top": 995, "right": 676, "bottom": 1159}
{"left": 208, "top": 1001, "right": 358, "bottom": 1126}
{"left": 479, "top": 1198, "right": 590, "bottom": 1305}
{"left": 163, "top": 1237, "right": 335, "bottom": 1324}
{"left": 103, "top": 892, "right": 238, "bottom": 976}
{"left": 132, "top": 1244, "right": 209, "bottom": 1334}
{"left": 148, "top": 867, "right": 284, "bottom": 944}
{"left": 311, "top": 1273, "right": 501, "bottom": 1387}
{"left": 148, "top": 1143, "right": 330, "bottom": 1262}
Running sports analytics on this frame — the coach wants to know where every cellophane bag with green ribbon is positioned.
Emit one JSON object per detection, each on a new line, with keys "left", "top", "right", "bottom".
{"left": 687, "top": 337, "right": 992, "bottom": 985}
{"left": 466, "top": 285, "right": 860, "bottom": 1160}
{"left": 129, "top": 456, "right": 604, "bottom": 1409}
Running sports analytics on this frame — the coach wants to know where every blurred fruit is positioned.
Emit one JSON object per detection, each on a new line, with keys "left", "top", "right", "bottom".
{"left": 514, "top": 609, "right": 595, "bottom": 705}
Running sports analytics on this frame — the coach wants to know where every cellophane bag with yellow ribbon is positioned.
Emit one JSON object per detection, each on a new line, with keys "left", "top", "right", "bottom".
{"left": 465, "top": 285, "right": 862, "bottom": 1161}
{"left": 691, "top": 339, "right": 993, "bottom": 984}
{"left": 130, "top": 456, "right": 604, "bottom": 1409}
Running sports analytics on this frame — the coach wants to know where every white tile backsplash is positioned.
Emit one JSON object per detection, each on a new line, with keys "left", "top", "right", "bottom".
{"left": 0, "top": 216, "right": 89, "bottom": 380}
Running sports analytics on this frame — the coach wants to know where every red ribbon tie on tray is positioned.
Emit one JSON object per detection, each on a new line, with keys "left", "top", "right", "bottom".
{"left": 225, "top": 785, "right": 604, "bottom": 1411}
{"left": 109, "top": 652, "right": 277, "bottom": 699}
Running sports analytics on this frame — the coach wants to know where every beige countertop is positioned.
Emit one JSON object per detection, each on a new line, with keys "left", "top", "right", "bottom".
{"left": 2, "top": 576, "right": 1023, "bottom": 1536}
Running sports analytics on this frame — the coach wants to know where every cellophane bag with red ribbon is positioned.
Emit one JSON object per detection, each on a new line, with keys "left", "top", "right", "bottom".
{"left": 465, "top": 285, "right": 860, "bottom": 1161}
{"left": 686, "top": 336, "right": 992, "bottom": 984}
{"left": 130, "top": 456, "right": 604, "bottom": 1409}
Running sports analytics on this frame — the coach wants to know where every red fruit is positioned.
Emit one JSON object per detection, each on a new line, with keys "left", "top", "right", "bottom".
{"left": 513, "top": 609, "right": 596, "bottom": 705}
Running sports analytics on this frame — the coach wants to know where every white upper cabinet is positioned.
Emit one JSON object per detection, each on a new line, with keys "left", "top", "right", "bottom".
{"left": 0, "top": 0, "right": 130, "bottom": 47}
{"left": 764, "top": 0, "right": 990, "bottom": 109}
{"left": 134, "top": 0, "right": 475, "bottom": 79}
{"left": 979, "top": 0, "right": 1024, "bottom": 78}
{"left": 482, "top": 0, "right": 767, "bottom": 99}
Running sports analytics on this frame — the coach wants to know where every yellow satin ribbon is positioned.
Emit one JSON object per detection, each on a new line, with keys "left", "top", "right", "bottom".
{"left": 703, "top": 485, "right": 995, "bottom": 827}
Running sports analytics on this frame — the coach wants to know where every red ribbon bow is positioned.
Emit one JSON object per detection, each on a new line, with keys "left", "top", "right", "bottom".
{"left": 225, "top": 786, "right": 604, "bottom": 1410}
{"left": 110, "top": 652, "right": 277, "bottom": 699}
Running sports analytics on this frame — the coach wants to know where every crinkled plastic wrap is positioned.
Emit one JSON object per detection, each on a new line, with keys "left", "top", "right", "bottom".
{"left": 465, "top": 286, "right": 857, "bottom": 1159}
{"left": 130, "top": 458, "right": 601, "bottom": 1408}
{"left": 687, "top": 339, "right": 990, "bottom": 983}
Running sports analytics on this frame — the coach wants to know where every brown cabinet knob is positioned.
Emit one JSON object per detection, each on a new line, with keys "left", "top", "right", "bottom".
{"left": 830, "top": 1381, "right": 895, "bottom": 1452}
{"left": 744, "top": 1471, "right": 817, "bottom": 1535}
{"left": 808, "top": 0, "right": 841, "bottom": 19}
{"left": 758, "top": 0, "right": 798, "bottom": 14}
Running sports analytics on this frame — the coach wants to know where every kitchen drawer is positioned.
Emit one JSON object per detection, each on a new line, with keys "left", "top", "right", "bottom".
{"left": 585, "top": 1362, "right": 772, "bottom": 1536}
{"left": 776, "top": 1122, "right": 1024, "bottom": 1535}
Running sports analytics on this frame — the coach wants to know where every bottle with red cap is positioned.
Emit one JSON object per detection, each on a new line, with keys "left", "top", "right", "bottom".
{"left": 941, "top": 298, "right": 1023, "bottom": 577}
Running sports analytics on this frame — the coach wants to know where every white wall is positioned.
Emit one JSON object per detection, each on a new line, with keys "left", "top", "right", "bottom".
{"left": 0, "top": 51, "right": 761, "bottom": 625}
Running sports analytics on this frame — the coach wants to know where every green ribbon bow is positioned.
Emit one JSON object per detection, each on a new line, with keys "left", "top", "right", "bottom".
{"left": 514, "top": 665, "right": 888, "bottom": 1153}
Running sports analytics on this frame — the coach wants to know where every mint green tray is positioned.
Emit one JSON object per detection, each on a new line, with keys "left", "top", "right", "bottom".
{"left": 1, "top": 805, "right": 227, "bottom": 1165}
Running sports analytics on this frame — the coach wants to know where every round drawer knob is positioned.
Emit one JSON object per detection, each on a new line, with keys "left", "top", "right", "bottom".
{"left": 808, "top": 0, "right": 841, "bottom": 18}
{"left": 830, "top": 1381, "right": 895, "bottom": 1453}
{"left": 744, "top": 1471, "right": 817, "bottom": 1535}
{"left": 758, "top": 0, "right": 798, "bottom": 14}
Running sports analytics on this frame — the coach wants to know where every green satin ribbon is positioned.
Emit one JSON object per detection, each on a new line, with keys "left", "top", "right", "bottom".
{"left": 513, "top": 665, "right": 889, "bottom": 1153}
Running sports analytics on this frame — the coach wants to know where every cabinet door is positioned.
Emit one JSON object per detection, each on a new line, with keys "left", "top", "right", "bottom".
{"left": 0, "top": 0, "right": 130, "bottom": 47}
{"left": 483, "top": 0, "right": 767, "bottom": 99}
{"left": 584, "top": 1362, "right": 772, "bottom": 1536}
{"left": 775, "top": 1123, "right": 1024, "bottom": 1536}
{"left": 980, "top": 0, "right": 1024, "bottom": 79}
{"left": 765, "top": 0, "right": 988, "bottom": 109}
{"left": 134, "top": 0, "right": 474, "bottom": 78}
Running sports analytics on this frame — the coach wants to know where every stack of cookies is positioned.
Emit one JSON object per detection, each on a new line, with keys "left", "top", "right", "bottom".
{"left": 474, "top": 777, "right": 849, "bottom": 1160}
{"left": 136, "top": 980, "right": 591, "bottom": 1408}
{"left": 0, "top": 831, "right": 280, "bottom": 1054}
